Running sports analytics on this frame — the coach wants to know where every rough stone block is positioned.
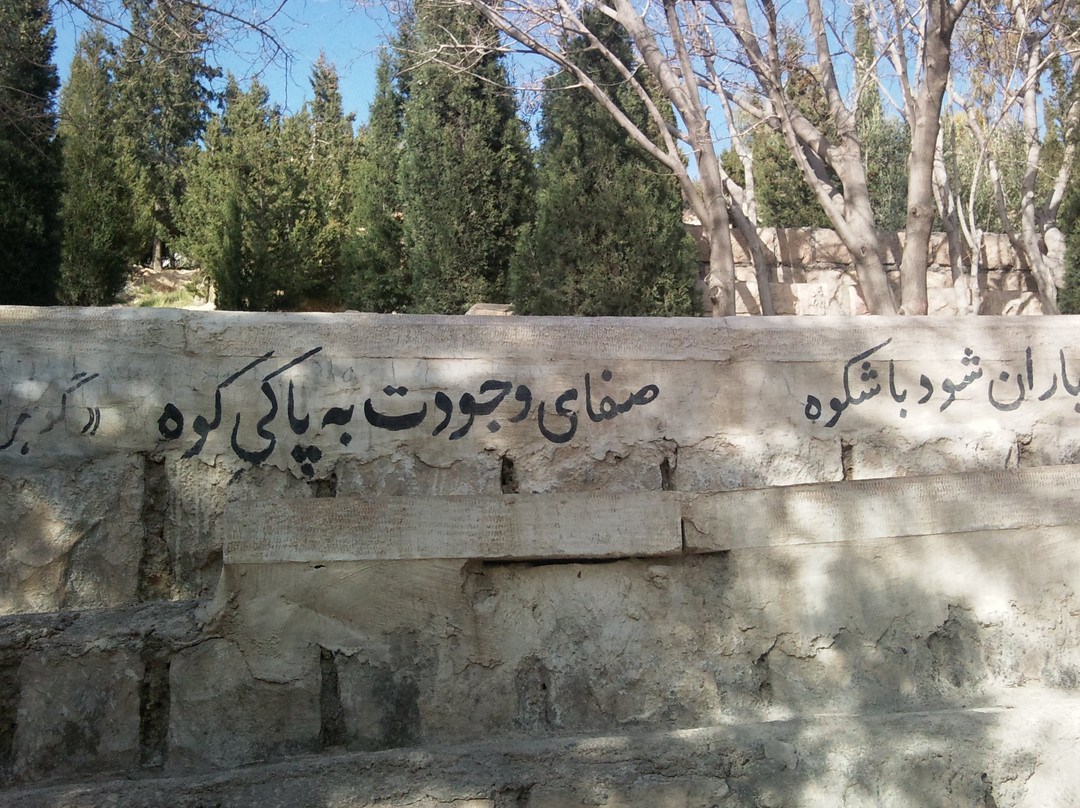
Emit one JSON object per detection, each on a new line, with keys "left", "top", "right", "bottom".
{"left": 734, "top": 280, "right": 763, "bottom": 315}
{"left": 813, "top": 229, "right": 852, "bottom": 264}
{"left": 929, "top": 232, "right": 952, "bottom": 266}
{"left": 167, "top": 638, "right": 320, "bottom": 770}
{"left": 982, "top": 232, "right": 1015, "bottom": 269}
{"left": 0, "top": 455, "right": 143, "bottom": 615}
{"left": 160, "top": 459, "right": 317, "bottom": 598}
{"left": 775, "top": 228, "right": 813, "bottom": 267}
{"left": 13, "top": 650, "right": 142, "bottom": 781}
{"left": 877, "top": 230, "right": 903, "bottom": 265}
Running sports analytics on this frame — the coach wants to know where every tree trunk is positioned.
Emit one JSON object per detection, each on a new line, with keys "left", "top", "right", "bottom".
{"left": 703, "top": 198, "right": 736, "bottom": 317}
{"left": 897, "top": 0, "right": 968, "bottom": 314}
{"left": 727, "top": 199, "right": 776, "bottom": 315}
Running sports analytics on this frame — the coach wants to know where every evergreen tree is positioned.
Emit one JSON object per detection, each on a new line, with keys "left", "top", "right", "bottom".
{"left": 340, "top": 46, "right": 411, "bottom": 312}
{"left": 510, "top": 14, "right": 697, "bottom": 316}
{"left": 178, "top": 76, "right": 306, "bottom": 310}
{"left": 0, "top": 0, "right": 60, "bottom": 304}
{"left": 749, "top": 48, "right": 832, "bottom": 229}
{"left": 113, "top": 0, "right": 218, "bottom": 270}
{"left": 1058, "top": 179, "right": 1080, "bottom": 314}
{"left": 58, "top": 29, "right": 139, "bottom": 305}
{"left": 861, "top": 115, "right": 910, "bottom": 232}
{"left": 853, "top": 5, "right": 909, "bottom": 233}
{"left": 288, "top": 54, "right": 356, "bottom": 303}
{"left": 399, "top": 0, "right": 533, "bottom": 313}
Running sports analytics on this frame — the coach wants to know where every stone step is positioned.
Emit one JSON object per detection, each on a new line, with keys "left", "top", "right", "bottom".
{"left": 4, "top": 687, "right": 1078, "bottom": 808}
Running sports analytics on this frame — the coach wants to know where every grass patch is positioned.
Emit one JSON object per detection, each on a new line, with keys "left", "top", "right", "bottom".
{"left": 135, "top": 287, "right": 200, "bottom": 308}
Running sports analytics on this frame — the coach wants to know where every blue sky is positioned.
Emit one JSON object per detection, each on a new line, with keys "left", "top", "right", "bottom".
{"left": 52, "top": 0, "right": 397, "bottom": 125}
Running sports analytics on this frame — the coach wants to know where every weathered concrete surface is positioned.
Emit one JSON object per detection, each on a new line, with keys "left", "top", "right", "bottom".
{"left": 5, "top": 687, "right": 1080, "bottom": 807}
{"left": 222, "top": 492, "right": 682, "bottom": 563}
{"left": 0, "top": 602, "right": 202, "bottom": 784}
{"left": 0, "top": 455, "right": 143, "bottom": 614}
{"left": 4, "top": 309, "right": 1080, "bottom": 801}
{"left": 683, "top": 464, "right": 1080, "bottom": 550}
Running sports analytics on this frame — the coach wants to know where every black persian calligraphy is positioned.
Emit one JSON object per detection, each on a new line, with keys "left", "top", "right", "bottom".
{"left": 155, "top": 353, "right": 661, "bottom": 473}
{"left": 804, "top": 341, "right": 1080, "bottom": 426}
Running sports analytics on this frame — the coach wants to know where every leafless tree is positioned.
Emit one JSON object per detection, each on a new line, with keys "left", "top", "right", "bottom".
{"left": 461, "top": 0, "right": 984, "bottom": 315}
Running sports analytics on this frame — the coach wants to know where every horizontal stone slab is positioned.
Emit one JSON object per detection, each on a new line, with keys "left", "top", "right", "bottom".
{"left": 6, "top": 308, "right": 1080, "bottom": 479}
{"left": 682, "top": 464, "right": 1080, "bottom": 551}
{"left": 222, "top": 492, "right": 682, "bottom": 563}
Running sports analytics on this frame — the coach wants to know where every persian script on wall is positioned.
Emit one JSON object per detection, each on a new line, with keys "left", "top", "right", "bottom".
{"left": 3, "top": 309, "right": 1080, "bottom": 480}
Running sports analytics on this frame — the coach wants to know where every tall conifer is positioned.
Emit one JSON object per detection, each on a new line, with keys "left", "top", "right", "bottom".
{"left": 0, "top": 0, "right": 60, "bottom": 304}
{"left": 178, "top": 77, "right": 306, "bottom": 310}
{"left": 510, "top": 14, "right": 697, "bottom": 316}
{"left": 340, "top": 46, "right": 410, "bottom": 312}
{"left": 288, "top": 55, "right": 356, "bottom": 303}
{"left": 58, "top": 30, "right": 138, "bottom": 304}
{"left": 399, "top": 0, "right": 533, "bottom": 313}
{"left": 113, "top": 0, "right": 217, "bottom": 269}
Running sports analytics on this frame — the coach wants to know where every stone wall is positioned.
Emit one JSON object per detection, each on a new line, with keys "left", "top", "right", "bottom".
{"left": 685, "top": 224, "right": 1042, "bottom": 315}
{"left": 3, "top": 307, "right": 1080, "bottom": 806}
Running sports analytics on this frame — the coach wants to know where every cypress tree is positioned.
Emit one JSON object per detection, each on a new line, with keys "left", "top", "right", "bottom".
{"left": 0, "top": 0, "right": 60, "bottom": 304}
{"left": 399, "top": 0, "right": 533, "bottom": 313}
{"left": 178, "top": 76, "right": 306, "bottom": 310}
{"left": 340, "top": 46, "right": 411, "bottom": 312}
{"left": 510, "top": 14, "right": 697, "bottom": 316}
{"left": 57, "top": 29, "right": 138, "bottom": 305}
{"left": 113, "top": 0, "right": 218, "bottom": 270}
{"left": 289, "top": 54, "right": 356, "bottom": 303}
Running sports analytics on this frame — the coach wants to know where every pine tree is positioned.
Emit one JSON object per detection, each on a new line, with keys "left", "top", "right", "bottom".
{"left": 113, "top": 0, "right": 218, "bottom": 270}
{"left": 399, "top": 0, "right": 533, "bottom": 313}
{"left": 58, "top": 29, "right": 139, "bottom": 305}
{"left": 178, "top": 76, "right": 306, "bottom": 310}
{"left": 340, "top": 46, "right": 411, "bottom": 312}
{"left": 0, "top": 0, "right": 60, "bottom": 304}
{"left": 510, "top": 14, "right": 697, "bottom": 316}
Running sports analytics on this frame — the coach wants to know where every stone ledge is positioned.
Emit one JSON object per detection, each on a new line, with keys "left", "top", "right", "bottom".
{"left": 683, "top": 464, "right": 1080, "bottom": 551}
{"left": 222, "top": 492, "right": 682, "bottom": 564}
{"left": 222, "top": 466, "right": 1080, "bottom": 563}
{"left": 4, "top": 686, "right": 1077, "bottom": 807}
{"left": 0, "top": 601, "right": 203, "bottom": 655}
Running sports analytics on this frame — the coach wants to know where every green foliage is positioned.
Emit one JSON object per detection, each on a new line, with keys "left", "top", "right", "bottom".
{"left": 751, "top": 128, "right": 831, "bottom": 229}
{"left": 287, "top": 55, "right": 357, "bottom": 302}
{"left": 861, "top": 115, "right": 910, "bottom": 232}
{"left": 340, "top": 47, "right": 411, "bottom": 312}
{"left": 399, "top": 0, "right": 534, "bottom": 313}
{"left": 58, "top": 30, "right": 139, "bottom": 305}
{"left": 0, "top": 0, "right": 60, "bottom": 304}
{"left": 177, "top": 77, "right": 307, "bottom": 310}
{"left": 510, "top": 13, "right": 697, "bottom": 316}
{"left": 747, "top": 44, "right": 832, "bottom": 229}
{"left": 1058, "top": 180, "right": 1080, "bottom": 314}
{"left": 112, "top": 0, "right": 218, "bottom": 267}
